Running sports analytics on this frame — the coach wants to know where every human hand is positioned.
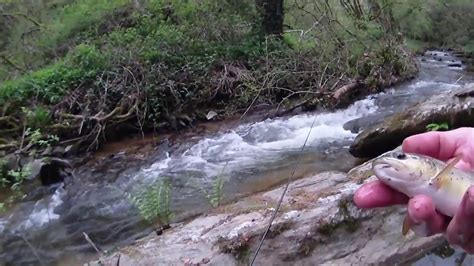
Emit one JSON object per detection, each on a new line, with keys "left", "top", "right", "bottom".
{"left": 354, "top": 127, "right": 474, "bottom": 252}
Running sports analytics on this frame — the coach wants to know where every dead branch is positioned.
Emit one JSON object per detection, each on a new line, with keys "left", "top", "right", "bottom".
{"left": 0, "top": 115, "right": 20, "bottom": 129}
{"left": 332, "top": 82, "right": 361, "bottom": 100}
{"left": 0, "top": 143, "right": 18, "bottom": 151}
{"left": 270, "top": 99, "right": 310, "bottom": 119}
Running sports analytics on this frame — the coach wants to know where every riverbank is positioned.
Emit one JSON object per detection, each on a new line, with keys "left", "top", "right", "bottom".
{"left": 0, "top": 1, "right": 420, "bottom": 215}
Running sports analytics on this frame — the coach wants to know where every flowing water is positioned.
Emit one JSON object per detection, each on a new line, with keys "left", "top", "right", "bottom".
{"left": 1, "top": 51, "right": 473, "bottom": 265}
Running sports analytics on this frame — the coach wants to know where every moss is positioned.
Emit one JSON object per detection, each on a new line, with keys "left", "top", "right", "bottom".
{"left": 316, "top": 199, "right": 361, "bottom": 237}
{"left": 293, "top": 234, "right": 323, "bottom": 259}
{"left": 429, "top": 242, "right": 456, "bottom": 259}
{"left": 338, "top": 198, "right": 361, "bottom": 233}
{"left": 266, "top": 220, "right": 294, "bottom": 239}
{"left": 217, "top": 235, "right": 252, "bottom": 262}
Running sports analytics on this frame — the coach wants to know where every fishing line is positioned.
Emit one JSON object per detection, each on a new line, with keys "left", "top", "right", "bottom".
{"left": 250, "top": 115, "right": 317, "bottom": 265}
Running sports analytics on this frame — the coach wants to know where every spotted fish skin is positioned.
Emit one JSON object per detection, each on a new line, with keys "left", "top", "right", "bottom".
{"left": 372, "top": 151, "right": 474, "bottom": 217}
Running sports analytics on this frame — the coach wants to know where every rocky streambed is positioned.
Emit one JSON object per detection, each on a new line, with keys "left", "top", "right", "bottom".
{"left": 88, "top": 150, "right": 449, "bottom": 265}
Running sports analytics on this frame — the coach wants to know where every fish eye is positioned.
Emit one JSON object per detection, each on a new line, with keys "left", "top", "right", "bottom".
{"left": 396, "top": 153, "right": 407, "bottom": 160}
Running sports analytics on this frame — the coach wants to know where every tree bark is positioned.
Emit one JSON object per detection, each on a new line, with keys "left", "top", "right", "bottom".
{"left": 255, "top": 0, "right": 284, "bottom": 36}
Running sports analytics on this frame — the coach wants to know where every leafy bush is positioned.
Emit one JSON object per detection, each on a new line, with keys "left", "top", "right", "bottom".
{"left": 23, "top": 106, "right": 52, "bottom": 129}
{"left": 395, "top": 0, "right": 474, "bottom": 52}
{"left": 39, "top": 0, "right": 131, "bottom": 48}
{"left": 0, "top": 44, "right": 106, "bottom": 104}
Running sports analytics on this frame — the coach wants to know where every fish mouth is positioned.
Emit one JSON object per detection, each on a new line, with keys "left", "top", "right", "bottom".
{"left": 372, "top": 157, "right": 405, "bottom": 179}
{"left": 373, "top": 162, "right": 391, "bottom": 171}
{"left": 373, "top": 157, "right": 404, "bottom": 170}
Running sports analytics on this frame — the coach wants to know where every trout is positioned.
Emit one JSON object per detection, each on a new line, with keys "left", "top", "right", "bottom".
{"left": 372, "top": 151, "right": 474, "bottom": 235}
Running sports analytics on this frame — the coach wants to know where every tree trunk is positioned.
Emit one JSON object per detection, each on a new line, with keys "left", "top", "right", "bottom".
{"left": 255, "top": 0, "right": 284, "bottom": 36}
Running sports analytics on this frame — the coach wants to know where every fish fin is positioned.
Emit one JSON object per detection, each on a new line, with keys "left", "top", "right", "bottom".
{"left": 402, "top": 214, "right": 411, "bottom": 236}
{"left": 429, "top": 156, "right": 461, "bottom": 189}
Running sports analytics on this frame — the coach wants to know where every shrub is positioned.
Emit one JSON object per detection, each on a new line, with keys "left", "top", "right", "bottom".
{"left": 0, "top": 44, "right": 106, "bottom": 105}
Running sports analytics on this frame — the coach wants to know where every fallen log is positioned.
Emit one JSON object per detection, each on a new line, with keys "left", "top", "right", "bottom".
{"left": 332, "top": 82, "right": 361, "bottom": 100}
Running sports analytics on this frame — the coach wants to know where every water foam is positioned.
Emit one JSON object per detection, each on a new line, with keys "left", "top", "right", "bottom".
{"left": 14, "top": 185, "right": 65, "bottom": 231}
{"left": 129, "top": 96, "right": 378, "bottom": 187}
{"left": 0, "top": 218, "right": 5, "bottom": 233}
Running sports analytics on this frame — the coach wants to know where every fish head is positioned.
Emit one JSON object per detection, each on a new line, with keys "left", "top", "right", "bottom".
{"left": 372, "top": 151, "right": 438, "bottom": 193}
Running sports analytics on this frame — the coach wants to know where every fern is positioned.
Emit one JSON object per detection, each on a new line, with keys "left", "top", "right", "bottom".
{"left": 127, "top": 179, "right": 173, "bottom": 227}
{"left": 199, "top": 163, "right": 227, "bottom": 208}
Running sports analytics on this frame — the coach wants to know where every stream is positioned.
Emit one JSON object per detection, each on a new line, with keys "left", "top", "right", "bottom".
{"left": 1, "top": 50, "right": 473, "bottom": 265}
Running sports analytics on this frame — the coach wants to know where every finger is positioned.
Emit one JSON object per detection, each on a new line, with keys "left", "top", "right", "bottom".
{"left": 402, "top": 131, "right": 459, "bottom": 161}
{"left": 446, "top": 186, "right": 474, "bottom": 248}
{"left": 353, "top": 180, "right": 408, "bottom": 208}
{"left": 407, "top": 195, "right": 447, "bottom": 237}
{"left": 463, "top": 240, "right": 474, "bottom": 254}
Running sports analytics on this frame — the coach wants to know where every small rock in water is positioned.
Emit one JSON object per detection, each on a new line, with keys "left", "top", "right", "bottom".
{"left": 206, "top": 110, "right": 218, "bottom": 120}
{"left": 24, "top": 159, "right": 45, "bottom": 181}
{"left": 448, "top": 63, "right": 462, "bottom": 68}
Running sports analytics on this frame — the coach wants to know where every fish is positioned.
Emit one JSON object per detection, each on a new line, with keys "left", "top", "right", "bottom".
{"left": 372, "top": 151, "right": 474, "bottom": 235}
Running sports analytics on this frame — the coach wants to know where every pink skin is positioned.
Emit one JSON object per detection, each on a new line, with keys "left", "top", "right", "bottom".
{"left": 354, "top": 127, "right": 474, "bottom": 252}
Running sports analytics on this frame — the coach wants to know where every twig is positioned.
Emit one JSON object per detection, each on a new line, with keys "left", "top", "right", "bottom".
{"left": 19, "top": 234, "right": 45, "bottom": 266}
{"left": 83, "top": 232, "right": 104, "bottom": 257}
{"left": 271, "top": 99, "right": 310, "bottom": 119}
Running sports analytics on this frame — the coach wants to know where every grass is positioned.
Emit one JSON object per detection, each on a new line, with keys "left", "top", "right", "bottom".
{"left": 405, "top": 39, "right": 427, "bottom": 54}
{"left": 0, "top": 44, "right": 106, "bottom": 105}
{"left": 40, "top": 0, "right": 131, "bottom": 47}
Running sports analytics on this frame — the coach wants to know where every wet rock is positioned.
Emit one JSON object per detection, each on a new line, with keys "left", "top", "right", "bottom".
{"left": 448, "top": 63, "right": 462, "bottom": 68}
{"left": 349, "top": 84, "right": 474, "bottom": 158}
{"left": 206, "top": 110, "right": 218, "bottom": 120}
{"left": 24, "top": 157, "right": 72, "bottom": 185}
{"left": 88, "top": 160, "right": 445, "bottom": 265}
{"left": 1, "top": 153, "right": 19, "bottom": 171}
{"left": 24, "top": 159, "right": 45, "bottom": 181}
{"left": 343, "top": 112, "right": 392, "bottom": 134}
